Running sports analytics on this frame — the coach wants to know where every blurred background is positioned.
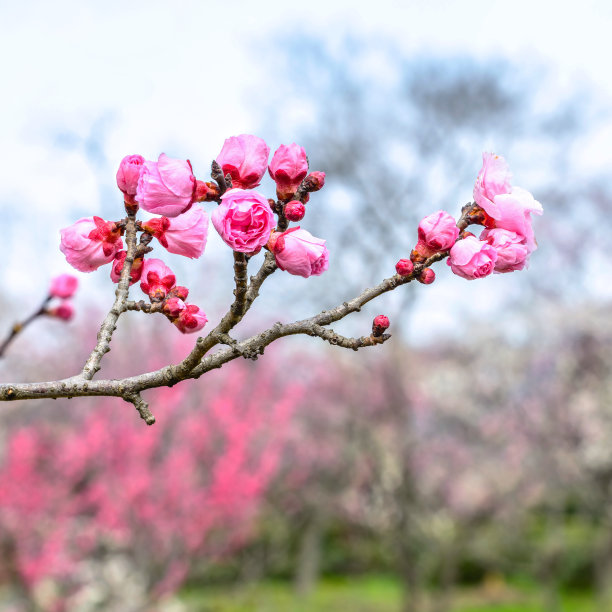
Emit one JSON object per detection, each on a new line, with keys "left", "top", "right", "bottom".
{"left": 1, "top": 1, "right": 612, "bottom": 610}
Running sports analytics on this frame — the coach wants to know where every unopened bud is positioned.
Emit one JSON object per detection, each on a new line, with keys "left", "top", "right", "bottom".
{"left": 395, "top": 259, "right": 414, "bottom": 277}
{"left": 168, "top": 285, "right": 189, "bottom": 301}
{"left": 48, "top": 301, "right": 75, "bottom": 321}
{"left": 372, "top": 315, "right": 390, "bottom": 337}
{"left": 267, "top": 231, "right": 285, "bottom": 253}
{"left": 285, "top": 201, "right": 305, "bottom": 222}
{"left": 418, "top": 268, "right": 435, "bottom": 285}
{"left": 302, "top": 171, "right": 325, "bottom": 192}
{"left": 162, "top": 297, "right": 186, "bottom": 319}
{"left": 194, "top": 180, "right": 220, "bottom": 202}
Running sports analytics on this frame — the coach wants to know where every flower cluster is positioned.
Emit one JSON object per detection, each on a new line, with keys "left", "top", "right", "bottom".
{"left": 401, "top": 153, "right": 542, "bottom": 283}
{"left": 58, "top": 135, "right": 329, "bottom": 334}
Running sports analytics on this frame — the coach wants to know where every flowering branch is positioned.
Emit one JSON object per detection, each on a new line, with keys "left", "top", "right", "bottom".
{"left": 0, "top": 142, "right": 542, "bottom": 426}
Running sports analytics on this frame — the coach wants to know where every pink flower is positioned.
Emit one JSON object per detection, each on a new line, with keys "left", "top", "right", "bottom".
{"left": 136, "top": 153, "right": 196, "bottom": 217}
{"left": 271, "top": 227, "right": 329, "bottom": 278}
{"left": 173, "top": 304, "right": 208, "bottom": 334}
{"left": 447, "top": 236, "right": 498, "bottom": 280}
{"left": 211, "top": 188, "right": 275, "bottom": 253}
{"left": 143, "top": 207, "right": 209, "bottom": 259}
{"left": 110, "top": 251, "right": 144, "bottom": 284}
{"left": 488, "top": 187, "right": 543, "bottom": 251}
{"left": 48, "top": 301, "right": 74, "bottom": 321}
{"left": 481, "top": 228, "right": 531, "bottom": 273}
{"left": 473, "top": 152, "right": 512, "bottom": 218}
{"left": 418, "top": 210, "right": 460, "bottom": 252}
{"left": 49, "top": 274, "right": 78, "bottom": 299}
{"left": 116, "top": 154, "right": 145, "bottom": 196}
{"left": 268, "top": 143, "right": 309, "bottom": 200}
{"left": 60, "top": 216, "right": 123, "bottom": 273}
{"left": 216, "top": 134, "right": 270, "bottom": 189}
{"left": 162, "top": 297, "right": 186, "bottom": 319}
{"left": 140, "top": 258, "right": 176, "bottom": 300}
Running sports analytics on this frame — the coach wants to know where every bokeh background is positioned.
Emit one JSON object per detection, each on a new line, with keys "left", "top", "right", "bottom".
{"left": 1, "top": 1, "right": 612, "bottom": 610}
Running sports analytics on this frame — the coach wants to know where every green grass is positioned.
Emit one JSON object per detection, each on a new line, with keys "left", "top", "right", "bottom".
{"left": 181, "top": 576, "right": 594, "bottom": 612}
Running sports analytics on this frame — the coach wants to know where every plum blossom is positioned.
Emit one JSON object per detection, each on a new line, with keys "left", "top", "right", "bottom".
{"left": 110, "top": 251, "right": 144, "bottom": 284}
{"left": 268, "top": 143, "right": 309, "bottom": 200}
{"left": 216, "top": 134, "right": 269, "bottom": 189}
{"left": 418, "top": 210, "right": 460, "bottom": 252}
{"left": 60, "top": 217, "right": 123, "bottom": 273}
{"left": 49, "top": 274, "right": 78, "bottom": 299}
{"left": 140, "top": 258, "right": 176, "bottom": 300}
{"left": 136, "top": 154, "right": 196, "bottom": 217}
{"left": 481, "top": 228, "right": 531, "bottom": 273}
{"left": 447, "top": 236, "right": 498, "bottom": 280}
{"left": 173, "top": 304, "right": 208, "bottom": 334}
{"left": 116, "top": 154, "right": 145, "bottom": 197}
{"left": 270, "top": 227, "right": 329, "bottom": 278}
{"left": 473, "top": 152, "right": 512, "bottom": 218}
{"left": 212, "top": 189, "right": 275, "bottom": 253}
{"left": 48, "top": 301, "right": 74, "bottom": 321}
{"left": 143, "top": 207, "right": 209, "bottom": 259}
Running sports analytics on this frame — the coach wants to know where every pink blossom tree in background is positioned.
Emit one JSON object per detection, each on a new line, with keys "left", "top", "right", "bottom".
{"left": 0, "top": 354, "right": 298, "bottom": 612}
{"left": 0, "top": 138, "right": 542, "bottom": 425}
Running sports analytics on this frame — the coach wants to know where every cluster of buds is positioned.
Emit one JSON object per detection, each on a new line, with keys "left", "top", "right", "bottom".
{"left": 397, "top": 153, "right": 542, "bottom": 283}
{"left": 46, "top": 274, "right": 78, "bottom": 320}
{"left": 58, "top": 134, "right": 329, "bottom": 333}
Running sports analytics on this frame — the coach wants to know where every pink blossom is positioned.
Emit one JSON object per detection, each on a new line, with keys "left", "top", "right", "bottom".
{"left": 216, "top": 134, "right": 270, "bottom": 189}
{"left": 473, "top": 152, "right": 512, "bottom": 218}
{"left": 395, "top": 259, "right": 414, "bottom": 277}
{"left": 418, "top": 268, "right": 436, "bottom": 284}
{"left": 143, "top": 207, "right": 209, "bottom": 259}
{"left": 140, "top": 258, "right": 176, "bottom": 300}
{"left": 268, "top": 143, "right": 309, "bottom": 200}
{"left": 48, "top": 301, "right": 74, "bottom": 321}
{"left": 447, "top": 236, "right": 498, "bottom": 280}
{"left": 418, "top": 210, "right": 460, "bottom": 252}
{"left": 136, "top": 153, "right": 196, "bottom": 217}
{"left": 272, "top": 227, "right": 329, "bottom": 278}
{"left": 60, "top": 216, "right": 123, "bottom": 273}
{"left": 488, "top": 187, "right": 543, "bottom": 251}
{"left": 481, "top": 228, "right": 531, "bottom": 273}
{"left": 285, "top": 201, "right": 305, "bottom": 222}
{"left": 110, "top": 251, "right": 144, "bottom": 284}
{"left": 162, "top": 297, "right": 186, "bottom": 319}
{"left": 211, "top": 188, "right": 275, "bottom": 253}
{"left": 116, "top": 154, "right": 145, "bottom": 196}
{"left": 49, "top": 274, "right": 78, "bottom": 299}
{"left": 173, "top": 304, "right": 207, "bottom": 333}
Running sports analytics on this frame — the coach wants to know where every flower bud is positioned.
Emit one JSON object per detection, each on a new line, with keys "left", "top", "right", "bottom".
{"left": 48, "top": 301, "right": 75, "bottom": 321}
{"left": 268, "top": 143, "right": 309, "bottom": 200}
{"left": 110, "top": 251, "right": 144, "bottom": 284}
{"left": 167, "top": 285, "right": 189, "bottom": 301}
{"left": 140, "top": 258, "right": 176, "bottom": 301}
{"left": 116, "top": 155, "right": 145, "bottom": 196}
{"left": 418, "top": 268, "right": 436, "bottom": 284}
{"left": 272, "top": 227, "right": 328, "bottom": 278}
{"left": 418, "top": 211, "right": 459, "bottom": 252}
{"left": 372, "top": 315, "right": 390, "bottom": 337}
{"left": 162, "top": 297, "right": 186, "bottom": 319}
{"left": 302, "top": 171, "right": 325, "bottom": 192}
{"left": 447, "top": 236, "right": 497, "bottom": 280}
{"left": 284, "top": 201, "right": 306, "bottom": 222}
{"left": 216, "top": 134, "right": 269, "bottom": 190}
{"left": 395, "top": 259, "right": 414, "bottom": 277}
{"left": 173, "top": 304, "right": 208, "bottom": 334}
{"left": 49, "top": 274, "right": 78, "bottom": 299}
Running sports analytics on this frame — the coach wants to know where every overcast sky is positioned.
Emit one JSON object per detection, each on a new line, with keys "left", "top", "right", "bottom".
{"left": 1, "top": 0, "right": 610, "bottom": 344}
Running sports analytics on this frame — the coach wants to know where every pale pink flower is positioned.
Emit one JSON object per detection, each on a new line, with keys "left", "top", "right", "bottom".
{"left": 143, "top": 207, "right": 209, "bottom": 259}
{"left": 473, "top": 152, "right": 512, "bottom": 218}
{"left": 140, "top": 258, "right": 176, "bottom": 300}
{"left": 49, "top": 274, "right": 78, "bottom": 299}
{"left": 173, "top": 304, "right": 207, "bottom": 334}
{"left": 489, "top": 187, "right": 543, "bottom": 251}
{"left": 136, "top": 153, "right": 196, "bottom": 217}
{"left": 48, "top": 301, "right": 74, "bottom": 321}
{"left": 272, "top": 227, "right": 329, "bottom": 278}
{"left": 116, "top": 154, "right": 145, "bottom": 196}
{"left": 110, "top": 251, "right": 144, "bottom": 284}
{"left": 418, "top": 210, "right": 459, "bottom": 252}
{"left": 60, "top": 216, "right": 123, "bottom": 273}
{"left": 481, "top": 228, "right": 531, "bottom": 273}
{"left": 268, "top": 143, "right": 309, "bottom": 199}
{"left": 211, "top": 188, "right": 275, "bottom": 253}
{"left": 216, "top": 134, "right": 270, "bottom": 189}
{"left": 447, "top": 236, "right": 498, "bottom": 280}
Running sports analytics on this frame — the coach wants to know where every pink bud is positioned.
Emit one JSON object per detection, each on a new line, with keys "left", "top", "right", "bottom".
{"left": 116, "top": 155, "right": 145, "bottom": 196}
{"left": 136, "top": 153, "right": 197, "bottom": 217}
{"left": 372, "top": 315, "right": 390, "bottom": 337}
{"left": 48, "top": 301, "right": 74, "bottom": 321}
{"left": 173, "top": 304, "right": 208, "bottom": 334}
{"left": 49, "top": 274, "right": 78, "bottom": 299}
{"left": 473, "top": 152, "right": 513, "bottom": 219}
{"left": 272, "top": 227, "right": 329, "bottom": 278}
{"left": 110, "top": 251, "right": 144, "bottom": 284}
{"left": 144, "top": 207, "right": 209, "bottom": 259}
{"left": 285, "top": 201, "right": 305, "bottom": 222}
{"left": 481, "top": 228, "right": 531, "bottom": 273}
{"left": 268, "top": 143, "right": 309, "bottom": 200}
{"left": 447, "top": 236, "right": 498, "bottom": 280}
{"left": 303, "top": 171, "right": 325, "bottom": 192}
{"left": 395, "top": 259, "right": 414, "bottom": 277}
{"left": 140, "top": 258, "right": 176, "bottom": 300}
{"left": 168, "top": 285, "right": 189, "bottom": 301}
{"left": 60, "top": 216, "right": 123, "bottom": 273}
{"left": 162, "top": 297, "right": 186, "bottom": 319}
{"left": 418, "top": 211, "right": 459, "bottom": 252}
{"left": 216, "top": 134, "right": 270, "bottom": 190}
{"left": 418, "top": 268, "right": 436, "bottom": 284}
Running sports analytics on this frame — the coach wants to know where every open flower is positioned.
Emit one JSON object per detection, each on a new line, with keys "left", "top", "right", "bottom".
{"left": 139, "top": 258, "right": 176, "bottom": 301}
{"left": 447, "top": 236, "right": 497, "bottom": 280}
{"left": 216, "top": 134, "right": 269, "bottom": 189}
{"left": 270, "top": 227, "right": 329, "bottom": 278}
{"left": 136, "top": 153, "right": 196, "bottom": 217}
{"left": 481, "top": 228, "right": 531, "bottom": 273}
{"left": 143, "top": 207, "right": 209, "bottom": 259}
{"left": 60, "top": 217, "right": 123, "bottom": 273}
